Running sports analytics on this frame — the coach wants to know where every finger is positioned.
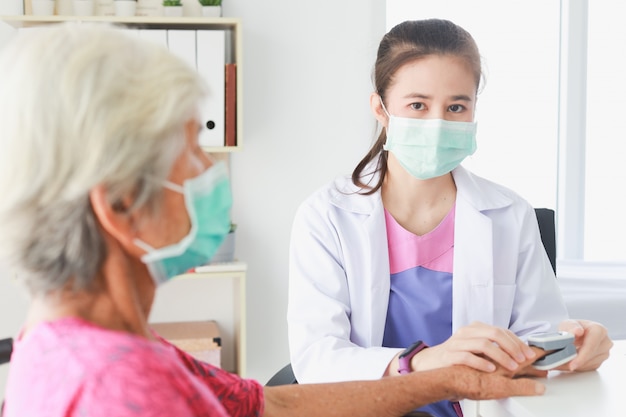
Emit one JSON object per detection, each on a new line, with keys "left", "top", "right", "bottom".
{"left": 496, "top": 346, "right": 548, "bottom": 377}
{"left": 462, "top": 324, "right": 536, "bottom": 363}
{"left": 516, "top": 366, "right": 548, "bottom": 378}
{"left": 453, "top": 350, "right": 499, "bottom": 373}
{"left": 473, "top": 374, "right": 546, "bottom": 398}
{"left": 416, "top": 344, "right": 498, "bottom": 373}
{"left": 450, "top": 366, "right": 545, "bottom": 400}
{"left": 558, "top": 319, "right": 584, "bottom": 338}
{"left": 494, "top": 329, "right": 538, "bottom": 362}
{"left": 505, "top": 377, "right": 546, "bottom": 397}
{"left": 566, "top": 321, "right": 605, "bottom": 370}
{"left": 438, "top": 336, "right": 518, "bottom": 372}
{"left": 565, "top": 340, "right": 612, "bottom": 372}
{"left": 476, "top": 333, "right": 537, "bottom": 371}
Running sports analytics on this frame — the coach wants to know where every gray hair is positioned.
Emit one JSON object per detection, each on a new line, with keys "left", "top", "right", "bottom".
{"left": 0, "top": 23, "right": 207, "bottom": 294}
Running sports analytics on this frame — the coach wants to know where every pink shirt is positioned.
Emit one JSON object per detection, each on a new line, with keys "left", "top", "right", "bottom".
{"left": 3, "top": 317, "right": 263, "bottom": 417}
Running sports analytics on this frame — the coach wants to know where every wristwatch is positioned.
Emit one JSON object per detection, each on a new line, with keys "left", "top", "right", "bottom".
{"left": 398, "top": 340, "right": 428, "bottom": 374}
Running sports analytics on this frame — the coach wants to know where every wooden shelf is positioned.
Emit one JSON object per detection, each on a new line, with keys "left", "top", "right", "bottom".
{"left": 0, "top": 15, "right": 243, "bottom": 152}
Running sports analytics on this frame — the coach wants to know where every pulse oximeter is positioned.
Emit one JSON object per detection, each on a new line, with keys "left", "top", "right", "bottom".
{"left": 528, "top": 331, "right": 577, "bottom": 370}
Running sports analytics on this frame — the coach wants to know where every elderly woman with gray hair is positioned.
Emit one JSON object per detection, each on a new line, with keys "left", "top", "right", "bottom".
{"left": 0, "top": 23, "right": 546, "bottom": 417}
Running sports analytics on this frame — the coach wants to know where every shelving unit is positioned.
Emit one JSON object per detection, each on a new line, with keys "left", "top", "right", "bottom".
{"left": 0, "top": 15, "right": 243, "bottom": 153}
{"left": 149, "top": 263, "right": 247, "bottom": 376}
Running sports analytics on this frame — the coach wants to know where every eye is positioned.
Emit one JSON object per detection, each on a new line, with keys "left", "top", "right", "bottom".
{"left": 410, "top": 102, "right": 426, "bottom": 111}
{"left": 448, "top": 104, "right": 465, "bottom": 113}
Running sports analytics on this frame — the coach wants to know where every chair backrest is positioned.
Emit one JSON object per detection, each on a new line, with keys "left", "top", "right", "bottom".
{"left": 0, "top": 338, "right": 12, "bottom": 365}
{"left": 265, "top": 363, "right": 297, "bottom": 386}
{"left": 534, "top": 208, "right": 556, "bottom": 274}
{"left": 0, "top": 338, "right": 11, "bottom": 416}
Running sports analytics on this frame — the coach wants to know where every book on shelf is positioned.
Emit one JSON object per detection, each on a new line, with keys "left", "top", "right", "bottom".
{"left": 224, "top": 63, "right": 237, "bottom": 147}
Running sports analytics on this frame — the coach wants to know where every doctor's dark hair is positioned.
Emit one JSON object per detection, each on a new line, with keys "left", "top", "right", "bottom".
{"left": 352, "top": 19, "right": 482, "bottom": 194}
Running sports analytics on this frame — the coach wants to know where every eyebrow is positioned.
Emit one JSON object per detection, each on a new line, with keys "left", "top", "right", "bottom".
{"left": 403, "top": 93, "right": 474, "bottom": 102}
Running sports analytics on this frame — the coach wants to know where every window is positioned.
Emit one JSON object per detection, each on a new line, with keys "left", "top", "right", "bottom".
{"left": 585, "top": 1, "right": 626, "bottom": 261}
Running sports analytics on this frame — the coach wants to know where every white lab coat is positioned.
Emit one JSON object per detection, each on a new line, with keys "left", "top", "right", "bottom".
{"left": 287, "top": 165, "right": 569, "bottom": 383}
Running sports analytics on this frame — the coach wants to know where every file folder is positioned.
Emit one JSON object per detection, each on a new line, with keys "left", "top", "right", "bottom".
{"left": 166, "top": 29, "right": 197, "bottom": 70}
{"left": 139, "top": 29, "right": 168, "bottom": 49}
{"left": 196, "top": 30, "right": 225, "bottom": 147}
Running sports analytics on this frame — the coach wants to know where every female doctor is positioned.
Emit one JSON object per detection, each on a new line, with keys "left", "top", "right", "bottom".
{"left": 287, "top": 19, "right": 612, "bottom": 417}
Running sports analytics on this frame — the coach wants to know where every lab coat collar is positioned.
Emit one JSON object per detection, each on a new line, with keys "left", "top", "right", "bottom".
{"left": 328, "top": 168, "right": 382, "bottom": 215}
{"left": 452, "top": 165, "right": 513, "bottom": 212}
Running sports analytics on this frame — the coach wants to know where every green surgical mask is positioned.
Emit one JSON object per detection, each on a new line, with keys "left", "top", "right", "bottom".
{"left": 135, "top": 161, "right": 233, "bottom": 285}
{"left": 382, "top": 105, "right": 477, "bottom": 180}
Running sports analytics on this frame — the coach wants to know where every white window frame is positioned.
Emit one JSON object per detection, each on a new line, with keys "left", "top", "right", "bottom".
{"left": 557, "top": 0, "right": 588, "bottom": 261}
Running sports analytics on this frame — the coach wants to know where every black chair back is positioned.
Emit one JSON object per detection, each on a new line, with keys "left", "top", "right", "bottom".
{"left": 534, "top": 208, "right": 556, "bottom": 274}
{"left": 0, "top": 338, "right": 12, "bottom": 365}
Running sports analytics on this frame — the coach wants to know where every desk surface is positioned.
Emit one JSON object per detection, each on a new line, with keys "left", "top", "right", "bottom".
{"left": 467, "top": 339, "right": 626, "bottom": 417}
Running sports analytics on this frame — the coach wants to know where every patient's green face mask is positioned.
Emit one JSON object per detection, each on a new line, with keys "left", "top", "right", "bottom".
{"left": 134, "top": 161, "right": 232, "bottom": 285}
{"left": 381, "top": 102, "right": 477, "bottom": 180}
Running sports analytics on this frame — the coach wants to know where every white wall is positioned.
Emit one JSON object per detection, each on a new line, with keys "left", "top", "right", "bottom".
{"left": 227, "top": 0, "right": 384, "bottom": 382}
{"left": 0, "top": 0, "right": 385, "bottom": 387}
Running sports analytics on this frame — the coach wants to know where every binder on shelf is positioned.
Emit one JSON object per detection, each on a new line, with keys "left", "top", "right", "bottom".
{"left": 139, "top": 29, "right": 168, "bottom": 49}
{"left": 196, "top": 29, "right": 225, "bottom": 148}
{"left": 224, "top": 63, "right": 237, "bottom": 147}
{"left": 166, "top": 29, "right": 197, "bottom": 73}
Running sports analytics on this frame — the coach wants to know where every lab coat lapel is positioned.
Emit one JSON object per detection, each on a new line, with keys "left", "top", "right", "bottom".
{"left": 451, "top": 166, "right": 512, "bottom": 331}
{"left": 361, "top": 196, "right": 391, "bottom": 346}
{"left": 332, "top": 173, "right": 390, "bottom": 347}
{"left": 453, "top": 196, "right": 494, "bottom": 330}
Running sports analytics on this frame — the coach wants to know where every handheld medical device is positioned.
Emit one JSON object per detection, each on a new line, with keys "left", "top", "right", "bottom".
{"left": 528, "top": 331, "right": 577, "bottom": 370}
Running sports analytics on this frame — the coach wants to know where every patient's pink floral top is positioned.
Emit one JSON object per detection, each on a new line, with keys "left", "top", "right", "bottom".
{"left": 3, "top": 317, "right": 263, "bottom": 417}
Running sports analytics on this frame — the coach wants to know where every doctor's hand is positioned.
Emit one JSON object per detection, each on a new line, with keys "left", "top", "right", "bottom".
{"left": 556, "top": 319, "right": 612, "bottom": 372}
{"left": 409, "top": 322, "right": 537, "bottom": 374}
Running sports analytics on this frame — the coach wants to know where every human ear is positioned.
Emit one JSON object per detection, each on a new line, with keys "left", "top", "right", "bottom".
{"left": 89, "top": 185, "right": 145, "bottom": 258}
{"left": 370, "top": 92, "right": 389, "bottom": 128}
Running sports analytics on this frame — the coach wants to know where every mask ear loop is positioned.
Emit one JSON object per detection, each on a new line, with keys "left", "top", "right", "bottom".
{"left": 162, "top": 151, "right": 219, "bottom": 195}
{"left": 134, "top": 238, "right": 156, "bottom": 253}
{"left": 379, "top": 95, "right": 391, "bottom": 118}
{"left": 378, "top": 95, "right": 393, "bottom": 152}
{"left": 162, "top": 180, "right": 185, "bottom": 194}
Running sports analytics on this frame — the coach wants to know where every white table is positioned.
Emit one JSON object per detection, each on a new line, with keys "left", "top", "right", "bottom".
{"left": 465, "top": 339, "right": 626, "bottom": 417}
